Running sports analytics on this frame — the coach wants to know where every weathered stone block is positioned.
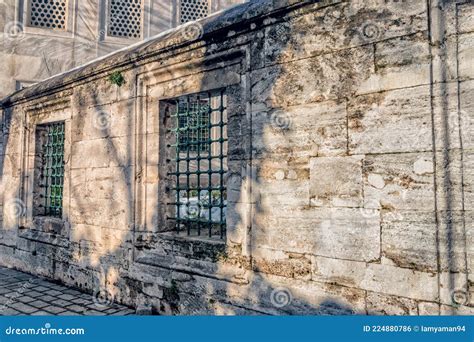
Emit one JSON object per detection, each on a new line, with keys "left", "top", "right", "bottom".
{"left": 460, "top": 80, "right": 474, "bottom": 150}
{"left": 381, "top": 210, "right": 437, "bottom": 272}
{"left": 252, "top": 47, "right": 373, "bottom": 108}
{"left": 71, "top": 136, "right": 132, "bottom": 169}
{"left": 418, "top": 301, "right": 440, "bottom": 315}
{"left": 465, "top": 153, "right": 474, "bottom": 223}
{"left": 183, "top": 272, "right": 366, "bottom": 315}
{"left": 252, "top": 100, "right": 347, "bottom": 159}
{"left": 366, "top": 292, "right": 418, "bottom": 315}
{"left": 309, "top": 155, "right": 363, "bottom": 208}
{"left": 435, "top": 150, "right": 465, "bottom": 212}
{"left": 252, "top": 247, "right": 311, "bottom": 279}
{"left": 348, "top": 86, "right": 432, "bottom": 154}
{"left": 255, "top": 207, "right": 380, "bottom": 262}
{"left": 265, "top": 1, "right": 426, "bottom": 66}
{"left": 72, "top": 99, "right": 135, "bottom": 142}
{"left": 363, "top": 153, "right": 435, "bottom": 211}
{"left": 375, "top": 33, "right": 429, "bottom": 71}
{"left": 459, "top": 33, "right": 474, "bottom": 79}
{"left": 312, "top": 256, "right": 438, "bottom": 301}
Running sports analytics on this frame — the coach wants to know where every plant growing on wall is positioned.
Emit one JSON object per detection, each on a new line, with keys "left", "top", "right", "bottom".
{"left": 108, "top": 71, "right": 126, "bottom": 87}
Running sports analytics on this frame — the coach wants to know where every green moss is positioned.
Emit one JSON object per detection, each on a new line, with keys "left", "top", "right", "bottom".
{"left": 108, "top": 71, "right": 126, "bottom": 87}
{"left": 170, "top": 280, "right": 179, "bottom": 297}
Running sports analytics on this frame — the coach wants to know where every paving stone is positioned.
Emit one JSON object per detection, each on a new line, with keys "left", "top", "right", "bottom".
{"left": 66, "top": 304, "right": 88, "bottom": 313}
{"left": 29, "top": 300, "right": 50, "bottom": 309}
{"left": 27, "top": 291, "right": 44, "bottom": 298}
{"left": 31, "top": 311, "right": 51, "bottom": 316}
{"left": 40, "top": 295, "right": 57, "bottom": 302}
{"left": 4, "top": 292, "right": 20, "bottom": 299}
{"left": 112, "top": 309, "right": 135, "bottom": 316}
{"left": 46, "top": 290, "right": 64, "bottom": 296}
{"left": 55, "top": 286, "right": 72, "bottom": 291}
{"left": 44, "top": 306, "right": 67, "bottom": 314}
{"left": 58, "top": 311, "right": 81, "bottom": 316}
{"left": 63, "top": 289, "right": 83, "bottom": 296}
{"left": 33, "top": 286, "right": 51, "bottom": 292}
{"left": 0, "top": 307, "right": 21, "bottom": 316}
{"left": 57, "top": 294, "right": 76, "bottom": 301}
{"left": 87, "top": 303, "right": 111, "bottom": 311}
{"left": 79, "top": 293, "right": 93, "bottom": 300}
{"left": 35, "top": 280, "right": 55, "bottom": 287}
{"left": 0, "top": 288, "right": 11, "bottom": 295}
{"left": 3, "top": 281, "right": 25, "bottom": 288}
{"left": 10, "top": 302, "right": 39, "bottom": 314}
{"left": 16, "top": 296, "right": 36, "bottom": 304}
{"left": 52, "top": 299, "right": 74, "bottom": 307}
{"left": 84, "top": 310, "right": 107, "bottom": 316}
{"left": 70, "top": 297, "right": 91, "bottom": 305}
{"left": 0, "top": 267, "right": 132, "bottom": 316}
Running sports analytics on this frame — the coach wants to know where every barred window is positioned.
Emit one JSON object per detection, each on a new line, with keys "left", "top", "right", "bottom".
{"left": 34, "top": 122, "right": 65, "bottom": 218}
{"left": 180, "top": 0, "right": 209, "bottom": 24}
{"left": 166, "top": 90, "right": 228, "bottom": 238}
{"left": 108, "top": 0, "right": 143, "bottom": 39}
{"left": 29, "top": 0, "right": 68, "bottom": 30}
{"left": 178, "top": 98, "right": 210, "bottom": 152}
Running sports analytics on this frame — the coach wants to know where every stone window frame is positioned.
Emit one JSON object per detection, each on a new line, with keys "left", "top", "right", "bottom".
{"left": 22, "top": 0, "right": 76, "bottom": 38}
{"left": 134, "top": 48, "right": 249, "bottom": 249}
{"left": 99, "top": 0, "right": 149, "bottom": 44}
{"left": 19, "top": 99, "right": 72, "bottom": 239}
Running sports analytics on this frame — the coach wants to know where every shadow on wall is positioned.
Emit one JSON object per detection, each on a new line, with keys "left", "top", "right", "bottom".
{"left": 0, "top": 0, "right": 466, "bottom": 314}
{"left": 71, "top": 1, "right": 360, "bottom": 315}
{"left": 158, "top": 1, "right": 367, "bottom": 315}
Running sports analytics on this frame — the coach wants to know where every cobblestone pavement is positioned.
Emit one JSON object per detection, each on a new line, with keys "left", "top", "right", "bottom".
{"left": 0, "top": 267, "right": 135, "bottom": 316}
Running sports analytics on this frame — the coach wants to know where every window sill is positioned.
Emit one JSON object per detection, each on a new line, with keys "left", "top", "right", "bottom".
{"left": 30, "top": 216, "right": 68, "bottom": 236}
{"left": 18, "top": 227, "right": 69, "bottom": 248}
{"left": 157, "top": 230, "right": 226, "bottom": 245}
{"left": 23, "top": 26, "right": 73, "bottom": 39}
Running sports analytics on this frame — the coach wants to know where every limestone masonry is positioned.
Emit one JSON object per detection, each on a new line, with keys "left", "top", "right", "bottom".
{"left": 1, "top": 0, "right": 473, "bottom": 315}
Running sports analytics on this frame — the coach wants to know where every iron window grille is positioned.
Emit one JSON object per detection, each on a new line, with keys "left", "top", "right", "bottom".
{"left": 167, "top": 90, "right": 228, "bottom": 238}
{"left": 180, "top": 0, "right": 209, "bottom": 24}
{"left": 29, "top": 0, "right": 68, "bottom": 30}
{"left": 177, "top": 99, "right": 210, "bottom": 152}
{"left": 37, "top": 122, "right": 65, "bottom": 218}
{"left": 108, "top": 0, "right": 143, "bottom": 39}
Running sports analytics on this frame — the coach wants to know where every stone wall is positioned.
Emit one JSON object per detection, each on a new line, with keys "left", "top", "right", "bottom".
{"left": 0, "top": 0, "right": 473, "bottom": 315}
